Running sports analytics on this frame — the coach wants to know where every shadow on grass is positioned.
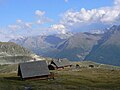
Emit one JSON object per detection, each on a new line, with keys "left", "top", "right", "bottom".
{"left": 4, "top": 76, "right": 21, "bottom": 81}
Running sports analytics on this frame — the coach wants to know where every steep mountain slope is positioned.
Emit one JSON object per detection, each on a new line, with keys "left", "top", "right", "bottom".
{"left": 0, "top": 42, "right": 31, "bottom": 56}
{"left": 9, "top": 32, "right": 103, "bottom": 60}
{"left": 0, "top": 42, "right": 33, "bottom": 64}
{"left": 9, "top": 34, "right": 68, "bottom": 57}
{"left": 9, "top": 25, "right": 120, "bottom": 66}
{"left": 55, "top": 33, "right": 102, "bottom": 61}
{"left": 85, "top": 25, "right": 120, "bottom": 66}
{"left": 10, "top": 33, "right": 102, "bottom": 61}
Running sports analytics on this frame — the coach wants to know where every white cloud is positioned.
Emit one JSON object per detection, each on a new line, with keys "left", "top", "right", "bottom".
{"left": 35, "top": 10, "right": 53, "bottom": 25}
{"left": 5, "top": 10, "right": 53, "bottom": 41}
{"left": 59, "top": 0, "right": 120, "bottom": 32}
{"left": 16, "top": 19, "right": 22, "bottom": 23}
{"left": 37, "top": 17, "right": 53, "bottom": 25}
{"left": 50, "top": 0, "right": 120, "bottom": 34}
{"left": 8, "top": 19, "right": 33, "bottom": 30}
{"left": 37, "top": 20, "right": 44, "bottom": 24}
{"left": 64, "top": 0, "right": 68, "bottom": 3}
{"left": 0, "top": 33, "right": 10, "bottom": 41}
{"left": 61, "top": 7, "right": 120, "bottom": 27}
{"left": 114, "top": 0, "right": 120, "bottom": 5}
{"left": 24, "top": 22, "right": 33, "bottom": 29}
{"left": 35, "top": 10, "right": 45, "bottom": 17}
{"left": 0, "top": 29, "right": 23, "bottom": 41}
{"left": 1, "top": 0, "right": 120, "bottom": 42}
{"left": 8, "top": 24, "right": 21, "bottom": 30}
{"left": 50, "top": 24, "right": 66, "bottom": 34}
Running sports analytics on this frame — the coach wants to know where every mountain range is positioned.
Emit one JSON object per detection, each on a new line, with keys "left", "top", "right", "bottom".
{"left": 9, "top": 25, "right": 120, "bottom": 66}
{"left": 9, "top": 32, "right": 102, "bottom": 61}
{"left": 9, "top": 32, "right": 73, "bottom": 56}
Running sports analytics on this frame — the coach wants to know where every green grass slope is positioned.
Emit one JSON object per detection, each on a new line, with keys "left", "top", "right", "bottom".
{"left": 0, "top": 62, "right": 120, "bottom": 90}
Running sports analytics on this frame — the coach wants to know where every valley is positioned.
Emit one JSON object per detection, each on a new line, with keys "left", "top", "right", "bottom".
{"left": 9, "top": 25, "right": 120, "bottom": 66}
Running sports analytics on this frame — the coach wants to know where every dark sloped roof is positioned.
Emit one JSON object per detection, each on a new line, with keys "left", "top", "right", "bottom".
{"left": 19, "top": 61, "right": 50, "bottom": 79}
{"left": 50, "top": 64, "right": 56, "bottom": 67}
{"left": 52, "top": 59, "right": 71, "bottom": 67}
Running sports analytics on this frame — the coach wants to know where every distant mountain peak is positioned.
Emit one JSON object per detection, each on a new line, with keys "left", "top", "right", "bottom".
{"left": 85, "top": 25, "right": 120, "bottom": 66}
{"left": 8, "top": 25, "right": 120, "bottom": 66}
{"left": 89, "top": 30, "right": 105, "bottom": 34}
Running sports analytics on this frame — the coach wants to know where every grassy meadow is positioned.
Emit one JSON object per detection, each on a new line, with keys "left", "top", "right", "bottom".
{"left": 0, "top": 62, "right": 120, "bottom": 90}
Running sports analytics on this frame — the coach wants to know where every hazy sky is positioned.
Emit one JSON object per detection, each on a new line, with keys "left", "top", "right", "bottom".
{"left": 0, "top": 0, "right": 120, "bottom": 41}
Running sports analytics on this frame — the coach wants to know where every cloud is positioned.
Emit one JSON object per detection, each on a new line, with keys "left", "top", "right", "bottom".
{"left": 35, "top": 10, "right": 53, "bottom": 25}
{"left": 8, "top": 10, "right": 51, "bottom": 31}
{"left": 57, "top": 0, "right": 120, "bottom": 32}
{"left": 50, "top": 24, "right": 66, "bottom": 34}
{"left": 61, "top": 7, "right": 120, "bottom": 26}
{"left": 43, "top": 0, "right": 120, "bottom": 34}
{"left": 5, "top": 10, "right": 53, "bottom": 41}
{"left": 0, "top": 33, "right": 10, "bottom": 42}
{"left": 64, "top": 0, "right": 68, "bottom": 3}
{"left": 114, "top": 0, "right": 120, "bottom": 5}
{"left": 8, "top": 19, "right": 33, "bottom": 31}
{"left": 35, "top": 10, "right": 45, "bottom": 17}
{"left": 1, "top": 0, "right": 120, "bottom": 41}
{"left": 17, "top": 19, "right": 33, "bottom": 29}
{"left": 37, "top": 17, "right": 53, "bottom": 25}
{"left": 0, "top": 29, "right": 23, "bottom": 41}
{"left": 16, "top": 19, "right": 22, "bottom": 23}
{"left": 8, "top": 24, "right": 21, "bottom": 30}
{"left": 24, "top": 23, "right": 33, "bottom": 29}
